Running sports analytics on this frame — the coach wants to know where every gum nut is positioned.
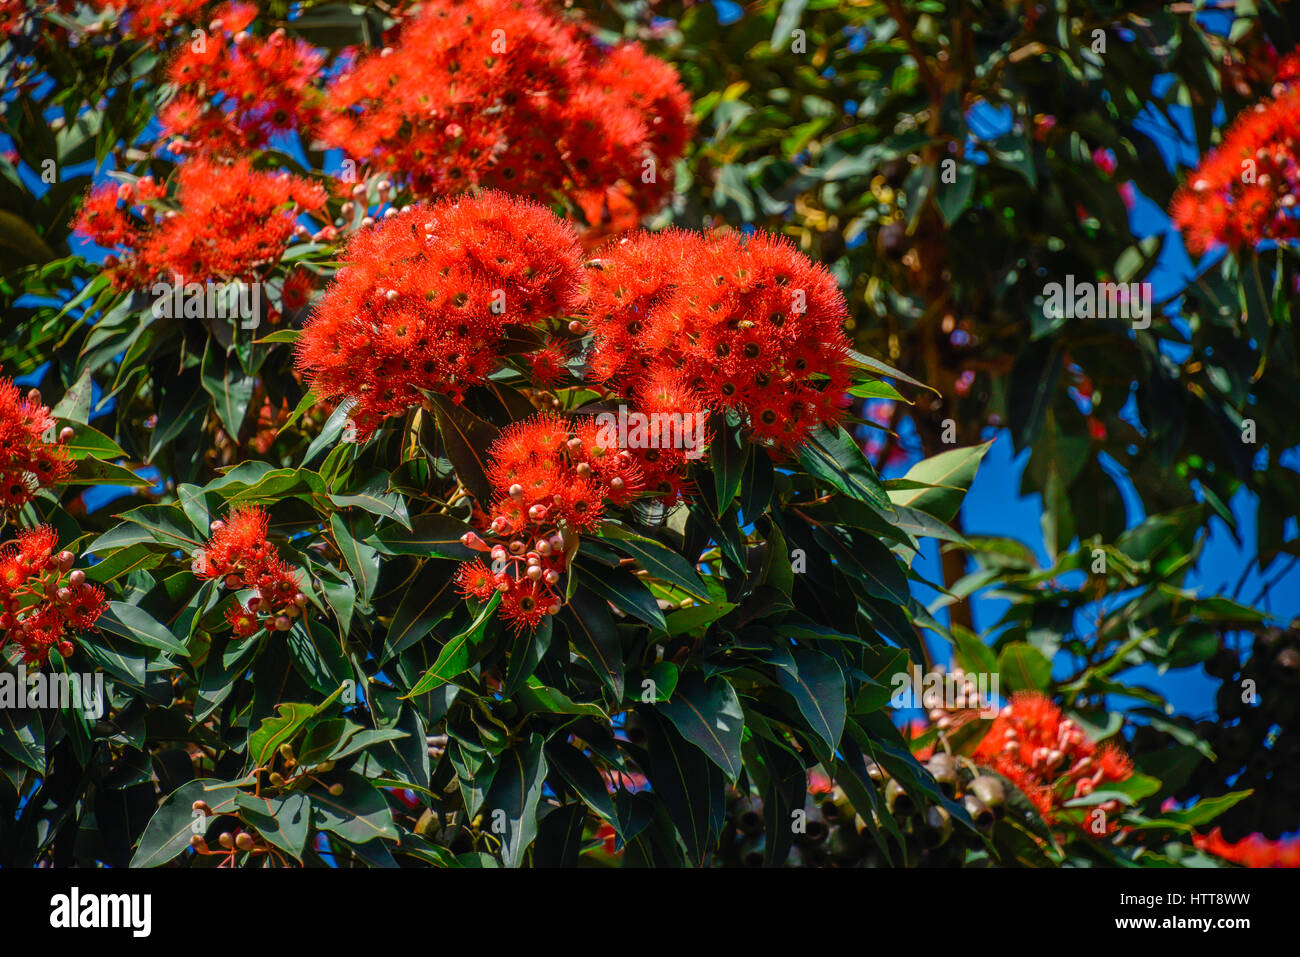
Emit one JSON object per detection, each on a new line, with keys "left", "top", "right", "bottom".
{"left": 190, "top": 835, "right": 207, "bottom": 850}
{"left": 295, "top": 592, "right": 308, "bottom": 606}
{"left": 224, "top": 574, "right": 242, "bottom": 590}
{"left": 568, "top": 320, "right": 586, "bottom": 334}
{"left": 351, "top": 183, "right": 366, "bottom": 198}
{"left": 59, "top": 426, "right": 74, "bottom": 443}
{"left": 545, "top": 604, "right": 561, "bottom": 616}
{"left": 218, "top": 832, "right": 234, "bottom": 849}
{"left": 235, "top": 832, "right": 255, "bottom": 851}
{"left": 383, "top": 207, "right": 398, "bottom": 219}
{"left": 27, "top": 388, "right": 41, "bottom": 404}
{"left": 361, "top": 216, "right": 374, "bottom": 227}
{"left": 274, "top": 615, "right": 293, "bottom": 631}
{"left": 536, "top": 539, "right": 551, "bottom": 555}
{"left": 544, "top": 570, "right": 560, "bottom": 585}
{"left": 210, "top": 520, "right": 225, "bottom": 532}
{"left": 378, "top": 180, "right": 392, "bottom": 192}
{"left": 609, "top": 477, "right": 624, "bottom": 491}
{"left": 58, "top": 551, "right": 75, "bottom": 571}
{"left": 526, "top": 565, "right": 543, "bottom": 581}
{"left": 509, "top": 484, "right": 524, "bottom": 498}
{"left": 575, "top": 462, "right": 591, "bottom": 477}
{"left": 56, "top": 587, "right": 71, "bottom": 603}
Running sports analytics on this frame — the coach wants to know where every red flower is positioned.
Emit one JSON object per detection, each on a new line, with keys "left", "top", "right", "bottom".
{"left": 583, "top": 228, "right": 854, "bottom": 453}
{"left": 75, "top": 157, "right": 326, "bottom": 288}
{"left": 1194, "top": 828, "right": 1300, "bottom": 868}
{"left": 973, "top": 692, "right": 1134, "bottom": 835}
{"left": 0, "top": 526, "right": 104, "bottom": 666}
{"left": 1171, "top": 87, "right": 1300, "bottom": 253}
{"left": 320, "top": 0, "right": 691, "bottom": 218}
{"left": 452, "top": 410, "right": 648, "bottom": 631}
{"left": 197, "top": 506, "right": 305, "bottom": 635}
{"left": 161, "top": 22, "right": 325, "bottom": 154}
{"left": 0, "top": 377, "right": 73, "bottom": 510}
{"left": 295, "top": 191, "right": 583, "bottom": 437}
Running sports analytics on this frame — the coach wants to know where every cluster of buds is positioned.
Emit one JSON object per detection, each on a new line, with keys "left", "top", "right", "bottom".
{"left": 453, "top": 412, "right": 643, "bottom": 632}
{"left": 188, "top": 798, "right": 275, "bottom": 865}
{"left": 191, "top": 506, "right": 307, "bottom": 637}
{"left": 0, "top": 526, "right": 106, "bottom": 665}
{"left": 925, "top": 666, "right": 997, "bottom": 732}
{"left": 0, "top": 379, "right": 74, "bottom": 510}
{"left": 456, "top": 527, "right": 569, "bottom": 635}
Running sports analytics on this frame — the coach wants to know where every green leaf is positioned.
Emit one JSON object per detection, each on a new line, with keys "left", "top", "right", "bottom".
{"left": 383, "top": 562, "right": 460, "bottom": 663}
{"left": 235, "top": 791, "right": 311, "bottom": 860}
{"left": 997, "top": 644, "right": 1052, "bottom": 692}
{"left": 561, "top": 586, "right": 624, "bottom": 702}
{"left": 404, "top": 593, "right": 501, "bottom": 696}
{"left": 598, "top": 531, "right": 711, "bottom": 603}
{"left": 370, "top": 512, "right": 475, "bottom": 559}
{"left": 798, "top": 425, "right": 891, "bottom": 511}
{"left": 330, "top": 512, "right": 380, "bottom": 602}
{"left": 577, "top": 564, "right": 666, "bottom": 632}
{"left": 201, "top": 339, "right": 255, "bottom": 438}
{"left": 710, "top": 414, "right": 747, "bottom": 513}
{"left": 98, "top": 601, "right": 187, "bottom": 655}
{"left": 307, "top": 770, "right": 398, "bottom": 844}
{"left": 0, "top": 700, "right": 45, "bottom": 773}
{"left": 886, "top": 442, "right": 991, "bottom": 522}
{"left": 429, "top": 392, "right": 499, "bottom": 506}
{"left": 776, "top": 648, "right": 847, "bottom": 759}
{"left": 658, "top": 672, "right": 745, "bottom": 782}
{"left": 248, "top": 702, "right": 320, "bottom": 769}
{"left": 54, "top": 419, "right": 128, "bottom": 460}
{"left": 131, "top": 779, "right": 241, "bottom": 867}
{"left": 482, "top": 733, "right": 549, "bottom": 867}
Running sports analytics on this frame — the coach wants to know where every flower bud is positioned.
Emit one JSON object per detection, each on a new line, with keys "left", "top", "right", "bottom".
{"left": 69, "top": 570, "right": 85, "bottom": 587}
{"left": 274, "top": 615, "right": 293, "bottom": 631}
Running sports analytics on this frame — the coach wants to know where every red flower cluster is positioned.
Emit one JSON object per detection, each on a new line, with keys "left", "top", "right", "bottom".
{"left": 161, "top": 6, "right": 324, "bottom": 154}
{"left": 973, "top": 692, "right": 1134, "bottom": 834}
{"left": 321, "top": 0, "right": 691, "bottom": 213}
{"left": 1170, "top": 86, "right": 1300, "bottom": 254}
{"left": 73, "top": 158, "right": 326, "bottom": 286}
{"left": 0, "top": 379, "right": 73, "bottom": 509}
{"left": 192, "top": 506, "right": 306, "bottom": 637}
{"left": 1193, "top": 828, "right": 1300, "bottom": 868}
{"left": 612, "top": 368, "right": 712, "bottom": 502}
{"left": 295, "top": 191, "right": 583, "bottom": 437}
{"left": 0, "top": 527, "right": 106, "bottom": 665}
{"left": 94, "top": 0, "right": 210, "bottom": 42}
{"left": 582, "top": 229, "right": 853, "bottom": 452}
{"left": 455, "top": 412, "right": 643, "bottom": 632}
